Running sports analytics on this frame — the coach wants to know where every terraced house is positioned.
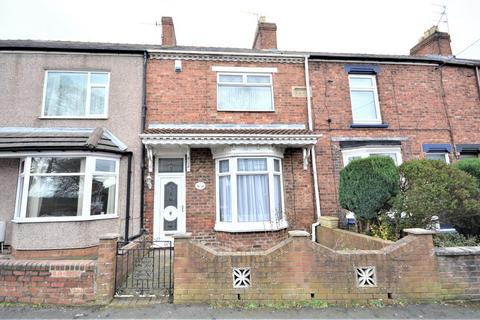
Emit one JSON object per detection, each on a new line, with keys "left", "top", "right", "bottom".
{"left": 0, "top": 41, "right": 145, "bottom": 257}
{"left": 0, "top": 15, "right": 479, "bottom": 305}
{"left": 142, "top": 18, "right": 480, "bottom": 251}
{"left": 141, "top": 17, "right": 319, "bottom": 250}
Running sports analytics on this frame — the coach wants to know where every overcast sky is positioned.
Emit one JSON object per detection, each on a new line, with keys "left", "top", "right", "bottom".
{"left": 1, "top": 0, "right": 479, "bottom": 59}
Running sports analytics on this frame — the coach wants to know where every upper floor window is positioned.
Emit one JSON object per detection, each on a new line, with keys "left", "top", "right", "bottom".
{"left": 348, "top": 74, "right": 381, "bottom": 124}
{"left": 42, "top": 71, "right": 109, "bottom": 118}
{"left": 14, "top": 155, "right": 118, "bottom": 222}
{"left": 216, "top": 72, "right": 274, "bottom": 111}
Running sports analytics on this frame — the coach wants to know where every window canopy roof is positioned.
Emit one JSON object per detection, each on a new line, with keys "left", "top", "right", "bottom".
{"left": 0, "top": 127, "right": 127, "bottom": 156}
{"left": 141, "top": 127, "right": 319, "bottom": 148}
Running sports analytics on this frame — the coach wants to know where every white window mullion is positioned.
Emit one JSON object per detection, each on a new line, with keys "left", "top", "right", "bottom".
{"left": 114, "top": 158, "right": 120, "bottom": 216}
{"left": 278, "top": 159, "right": 285, "bottom": 222}
{"left": 215, "top": 160, "right": 220, "bottom": 223}
{"left": 267, "top": 158, "right": 275, "bottom": 225}
{"left": 231, "top": 158, "right": 238, "bottom": 224}
{"left": 19, "top": 157, "right": 31, "bottom": 219}
{"left": 82, "top": 157, "right": 94, "bottom": 217}
{"left": 85, "top": 72, "right": 92, "bottom": 116}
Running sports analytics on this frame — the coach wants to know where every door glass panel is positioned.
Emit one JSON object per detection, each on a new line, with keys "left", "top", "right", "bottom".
{"left": 164, "top": 182, "right": 178, "bottom": 209}
{"left": 164, "top": 218, "right": 178, "bottom": 231}
{"left": 158, "top": 158, "right": 184, "bottom": 173}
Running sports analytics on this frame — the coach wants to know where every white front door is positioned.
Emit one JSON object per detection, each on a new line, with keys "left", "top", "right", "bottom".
{"left": 154, "top": 158, "right": 186, "bottom": 244}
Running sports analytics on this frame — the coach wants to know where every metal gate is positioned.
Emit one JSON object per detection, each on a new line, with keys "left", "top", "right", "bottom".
{"left": 114, "top": 238, "right": 173, "bottom": 299}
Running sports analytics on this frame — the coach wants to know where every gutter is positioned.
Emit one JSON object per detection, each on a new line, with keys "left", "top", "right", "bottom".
{"left": 304, "top": 55, "right": 322, "bottom": 242}
{"left": 0, "top": 146, "right": 128, "bottom": 155}
{"left": 0, "top": 46, "right": 145, "bottom": 56}
{"left": 140, "top": 133, "right": 321, "bottom": 139}
{"left": 309, "top": 54, "right": 479, "bottom": 67}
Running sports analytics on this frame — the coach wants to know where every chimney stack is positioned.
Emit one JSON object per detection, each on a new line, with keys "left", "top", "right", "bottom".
{"left": 161, "top": 16, "right": 176, "bottom": 47}
{"left": 252, "top": 17, "right": 277, "bottom": 50}
{"left": 410, "top": 26, "right": 452, "bottom": 56}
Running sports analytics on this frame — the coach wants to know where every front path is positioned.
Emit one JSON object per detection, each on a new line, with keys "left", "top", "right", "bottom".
{"left": 0, "top": 301, "right": 479, "bottom": 319}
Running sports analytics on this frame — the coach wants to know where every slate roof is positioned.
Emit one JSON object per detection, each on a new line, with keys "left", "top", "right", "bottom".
{"left": 0, "top": 127, "right": 127, "bottom": 153}
{"left": 0, "top": 39, "right": 478, "bottom": 66}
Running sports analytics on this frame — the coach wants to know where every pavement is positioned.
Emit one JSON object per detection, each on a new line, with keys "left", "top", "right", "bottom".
{"left": 0, "top": 301, "right": 479, "bottom": 319}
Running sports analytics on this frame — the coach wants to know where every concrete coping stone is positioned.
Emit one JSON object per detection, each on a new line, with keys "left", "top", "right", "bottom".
{"left": 435, "top": 246, "right": 480, "bottom": 256}
{"left": 99, "top": 233, "right": 120, "bottom": 240}
{"left": 288, "top": 230, "right": 310, "bottom": 237}
{"left": 173, "top": 233, "right": 192, "bottom": 239}
{"left": 319, "top": 216, "right": 339, "bottom": 221}
{"left": 403, "top": 228, "right": 436, "bottom": 235}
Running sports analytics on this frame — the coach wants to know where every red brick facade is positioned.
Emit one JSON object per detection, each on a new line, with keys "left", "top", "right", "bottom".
{"left": 144, "top": 20, "right": 480, "bottom": 250}
{"left": 146, "top": 59, "right": 309, "bottom": 126}
{"left": 144, "top": 53, "right": 316, "bottom": 251}
{"left": 310, "top": 61, "right": 480, "bottom": 219}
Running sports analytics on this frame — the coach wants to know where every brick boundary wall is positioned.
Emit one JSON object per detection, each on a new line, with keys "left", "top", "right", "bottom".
{"left": 0, "top": 259, "right": 96, "bottom": 305}
{"left": 316, "top": 226, "right": 393, "bottom": 250}
{"left": 0, "top": 234, "right": 118, "bottom": 306}
{"left": 11, "top": 246, "right": 98, "bottom": 260}
{"left": 173, "top": 229, "right": 442, "bottom": 304}
{"left": 436, "top": 247, "right": 480, "bottom": 301}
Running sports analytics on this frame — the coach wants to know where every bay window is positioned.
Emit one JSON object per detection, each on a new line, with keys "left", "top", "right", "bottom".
{"left": 14, "top": 155, "right": 119, "bottom": 222}
{"left": 216, "top": 157, "right": 285, "bottom": 232}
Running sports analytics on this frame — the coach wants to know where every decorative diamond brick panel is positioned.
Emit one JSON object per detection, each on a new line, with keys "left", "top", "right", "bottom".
{"left": 355, "top": 266, "right": 377, "bottom": 287}
{"left": 233, "top": 267, "right": 251, "bottom": 288}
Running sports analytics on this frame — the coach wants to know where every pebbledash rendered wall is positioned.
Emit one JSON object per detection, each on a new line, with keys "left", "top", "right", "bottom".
{"left": 173, "top": 228, "right": 480, "bottom": 304}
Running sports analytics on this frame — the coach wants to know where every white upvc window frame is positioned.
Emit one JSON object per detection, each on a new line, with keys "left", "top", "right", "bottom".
{"left": 13, "top": 154, "right": 119, "bottom": 223}
{"left": 348, "top": 74, "right": 382, "bottom": 125}
{"left": 215, "top": 156, "right": 286, "bottom": 232}
{"left": 425, "top": 152, "right": 450, "bottom": 163}
{"left": 216, "top": 72, "right": 274, "bottom": 112}
{"left": 41, "top": 70, "right": 110, "bottom": 119}
{"left": 342, "top": 146, "right": 403, "bottom": 167}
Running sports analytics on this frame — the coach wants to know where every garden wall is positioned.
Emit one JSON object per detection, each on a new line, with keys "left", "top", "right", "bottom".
{"left": 0, "top": 259, "right": 96, "bottom": 305}
{"left": 173, "top": 230, "right": 441, "bottom": 304}
{"left": 0, "top": 234, "right": 118, "bottom": 305}
{"left": 316, "top": 226, "right": 393, "bottom": 250}
{"left": 436, "top": 247, "right": 480, "bottom": 301}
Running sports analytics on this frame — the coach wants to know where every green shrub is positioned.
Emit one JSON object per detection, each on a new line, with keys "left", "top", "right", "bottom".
{"left": 392, "top": 160, "right": 480, "bottom": 236}
{"left": 433, "top": 233, "right": 480, "bottom": 247}
{"left": 454, "top": 158, "right": 480, "bottom": 185}
{"left": 369, "top": 214, "right": 397, "bottom": 241}
{"left": 339, "top": 156, "right": 399, "bottom": 232}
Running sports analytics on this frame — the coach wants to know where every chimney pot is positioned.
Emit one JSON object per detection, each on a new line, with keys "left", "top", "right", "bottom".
{"left": 161, "top": 16, "right": 176, "bottom": 47}
{"left": 410, "top": 26, "right": 452, "bottom": 56}
{"left": 252, "top": 20, "right": 277, "bottom": 50}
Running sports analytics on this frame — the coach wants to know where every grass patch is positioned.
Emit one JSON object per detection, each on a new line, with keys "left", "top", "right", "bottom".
{"left": 368, "top": 299, "right": 385, "bottom": 308}
{"left": 210, "top": 300, "right": 330, "bottom": 310}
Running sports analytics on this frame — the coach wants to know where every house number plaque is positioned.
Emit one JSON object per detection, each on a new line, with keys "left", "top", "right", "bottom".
{"left": 195, "top": 182, "right": 206, "bottom": 190}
